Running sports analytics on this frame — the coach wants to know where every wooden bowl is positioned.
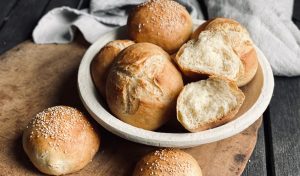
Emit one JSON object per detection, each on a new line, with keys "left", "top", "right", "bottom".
{"left": 77, "top": 20, "right": 274, "bottom": 148}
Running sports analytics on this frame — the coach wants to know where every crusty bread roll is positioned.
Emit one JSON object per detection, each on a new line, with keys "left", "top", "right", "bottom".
{"left": 188, "top": 18, "right": 258, "bottom": 86}
{"left": 177, "top": 77, "right": 245, "bottom": 132}
{"left": 175, "top": 31, "right": 245, "bottom": 82}
{"left": 91, "top": 40, "right": 134, "bottom": 97}
{"left": 192, "top": 18, "right": 253, "bottom": 57}
{"left": 23, "top": 106, "right": 100, "bottom": 175}
{"left": 133, "top": 148, "right": 202, "bottom": 176}
{"left": 106, "top": 43, "right": 184, "bottom": 130}
{"left": 127, "top": 0, "right": 192, "bottom": 54}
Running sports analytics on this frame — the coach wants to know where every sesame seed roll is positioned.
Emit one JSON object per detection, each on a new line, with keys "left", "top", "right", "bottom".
{"left": 127, "top": 0, "right": 193, "bottom": 54}
{"left": 22, "top": 106, "right": 100, "bottom": 175}
{"left": 133, "top": 148, "right": 202, "bottom": 176}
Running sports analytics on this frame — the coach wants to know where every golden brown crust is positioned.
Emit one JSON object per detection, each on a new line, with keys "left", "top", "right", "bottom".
{"left": 22, "top": 106, "right": 100, "bottom": 175}
{"left": 106, "top": 43, "right": 184, "bottom": 130}
{"left": 127, "top": 0, "right": 192, "bottom": 54}
{"left": 133, "top": 149, "right": 202, "bottom": 176}
{"left": 237, "top": 48, "right": 258, "bottom": 87}
{"left": 91, "top": 40, "right": 134, "bottom": 98}
{"left": 191, "top": 19, "right": 213, "bottom": 40}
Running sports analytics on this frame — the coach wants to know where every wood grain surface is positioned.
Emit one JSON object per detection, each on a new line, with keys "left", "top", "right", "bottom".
{"left": 268, "top": 77, "right": 300, "bottom": 176}
{"left": 0, "top": 40, "right": 262, "bottom": 175}
{"left": 242, "top": 126, "right": 267, "bottom": 176}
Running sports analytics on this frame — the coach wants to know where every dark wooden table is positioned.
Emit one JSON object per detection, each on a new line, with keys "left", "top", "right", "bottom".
{"left": 0, "top": 0, "right": 299, "bottom": 175}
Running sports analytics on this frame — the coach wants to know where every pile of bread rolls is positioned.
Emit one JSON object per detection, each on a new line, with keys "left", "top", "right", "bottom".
{"left": 22, "top": 0, "right": 258, "bottom": 175}
{"left": 92, "top": 0, "right": 258, "bottom": 132}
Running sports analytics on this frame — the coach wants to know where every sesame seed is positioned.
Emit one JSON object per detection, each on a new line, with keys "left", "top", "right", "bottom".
{"left": 141, "top": 149, "right": 196, "bottom": 175}
{"left": 27, "top": 106, "right": 91, "bottom": 151}
{"left": 136, "top": 0, "right": 186, "bottom": 32}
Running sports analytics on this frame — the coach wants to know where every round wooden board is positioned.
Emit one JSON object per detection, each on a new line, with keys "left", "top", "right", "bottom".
{"left": 0, "top": 40, "right": 262, "bottom": 176}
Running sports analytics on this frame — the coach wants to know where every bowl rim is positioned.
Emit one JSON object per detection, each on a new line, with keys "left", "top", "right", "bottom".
{"left": 77, "top": 19, "right": 274, "bottom": 148}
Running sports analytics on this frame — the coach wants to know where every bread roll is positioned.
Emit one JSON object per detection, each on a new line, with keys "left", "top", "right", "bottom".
{"left": 106, "top": 43, "right": 184, "bottom": 130}
{"left": 91, "top": 40, "right": 134, "bottom": 97}
{"left": 190, "top": 18, "right": 258, "bottom": 86}
{"left": 177, "top": 77, "right": 245, "bottom": 132}
{"left": 192, "top": 18, "right": 252, "bottom": 56}
{"left": 133, "top": 148, "right": 202, "bottom": 176}
{"left": 127, "top": 0, "right": 192, "bottom": 54}
{"left": 23, "top": 106, "right": 100, "bottom": 175}
{"left": 175, "top": 30, "right": 245, "bottom": 82}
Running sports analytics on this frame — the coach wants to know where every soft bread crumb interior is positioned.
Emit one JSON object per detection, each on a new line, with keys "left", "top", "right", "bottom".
{"left": 178, "top": 31, "right": 243, "bottom": 81}
{"left": 207, "top": 22, "right": 253, "bottom": 56}
{"left": 177, "top": 78, "right": 239, "bottom": 130}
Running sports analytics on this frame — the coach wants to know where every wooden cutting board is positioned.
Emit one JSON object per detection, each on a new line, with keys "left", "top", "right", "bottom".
{"left": 0, "top": 40, "right": 262, "bottom": 176}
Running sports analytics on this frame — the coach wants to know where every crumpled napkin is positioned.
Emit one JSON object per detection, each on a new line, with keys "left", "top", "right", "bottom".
{"left": 33, "top": 0, "right": 300, "bottom": 76}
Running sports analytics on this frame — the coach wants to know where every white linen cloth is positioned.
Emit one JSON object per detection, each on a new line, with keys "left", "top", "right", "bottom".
{"left": 33, "top": 0, "right": 300, "bottom": 76}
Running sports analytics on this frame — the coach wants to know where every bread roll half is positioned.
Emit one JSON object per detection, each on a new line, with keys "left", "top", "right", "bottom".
{"left": 188, "top": 18, "right": 258, "bottom": 86}
{"left": 193, "top": 18, "right": 253, "bottom": 57}
{"left": 91, "top": 40, "right": 134, "bottom": 98}
{"left": 133, "top": 148, "right": 202, "bottom": 176}
{"left": 106, "top": 43, "right": 184, "bottom": 130}
{"left": 177, "top": 77, "right": 245, "bottom": 132}
{"left": 175, "top": 30, "right": 245, "bottom": 82}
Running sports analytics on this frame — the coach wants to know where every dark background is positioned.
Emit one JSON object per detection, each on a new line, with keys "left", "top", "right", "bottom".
{"left": 0, "top": 0, "right": 300, "bottom": 175}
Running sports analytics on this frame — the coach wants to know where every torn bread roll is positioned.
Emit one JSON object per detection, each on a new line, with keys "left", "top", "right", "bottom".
{"left": 177, "top": 77, "right": 245, "bottom": 132}
{"left": 177, "top": 18, "right": 258, "bottom": 86}
{"left": 192, "top": 18, "right": 253, "bottom": 57}
{"left": 127, "top": 0, "right": 192, "bottom": 54}
{"left": 91, "top": 40, "right": 135, "bottom": 98}
{"left": 133, "top": 148, "right": 202, "bottom": 176}
{"left": 106, "top": 43, "right": 184, "bottom": 130}
{"left": 23, "top": 106, "right": 100, "bottom": 175}
{"left": 175, "top": 31, "right": 245, "bottom": 82}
